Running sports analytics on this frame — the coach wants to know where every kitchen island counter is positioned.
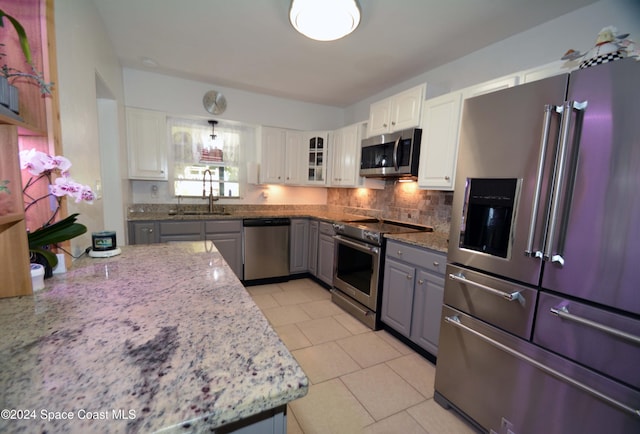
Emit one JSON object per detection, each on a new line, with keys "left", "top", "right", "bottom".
{"left": 0, "top": 242, "right": 308, "bottom": 433}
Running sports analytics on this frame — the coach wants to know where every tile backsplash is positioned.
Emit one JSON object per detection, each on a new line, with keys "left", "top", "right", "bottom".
{"left": 327, "top": 181, "right": 453, "bottom": 234}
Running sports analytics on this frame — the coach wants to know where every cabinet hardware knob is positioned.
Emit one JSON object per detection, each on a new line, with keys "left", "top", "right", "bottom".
{"left": 418, "top": 279, "right": 424, "bottom": 284}
{"left": 433, "top": 261, "right": 439, "bottom": 266}
{"left": 391, "top": 121, "right": 396, "bottom": 126}
{"left": 383, "top": 123, "right": 388, "bottom": 128}
{"left": 398, "top": 250, "right": 403, "bottom": 255}
{"left": 444, "top": 176, "right": 450, "bottom": 180}
{"left": 406, "top": 275, "right": 412, "bottom": 280}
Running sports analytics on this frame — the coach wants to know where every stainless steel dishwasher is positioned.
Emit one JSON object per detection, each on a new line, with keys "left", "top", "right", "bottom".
{"left": 243, "top": 218, "right": 290, "bottom": 282}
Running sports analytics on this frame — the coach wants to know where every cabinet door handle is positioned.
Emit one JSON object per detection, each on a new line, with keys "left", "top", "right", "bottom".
{"left": 418, "top": 279, "right": 424, "bottom": 284}
{"left": 397, "top": 250, "right": 403, "bottom": 255}
{"left": 406, "top": 274, "right": 413, "bottom": 280}
{"left": 433, "top": 261, "right": 439, "bottom": 267}
{"left": 444, "top": 176, "right": 450, "bottom": 181}
{"left": 391, "top": 121, "right": 396, "bottom": 126}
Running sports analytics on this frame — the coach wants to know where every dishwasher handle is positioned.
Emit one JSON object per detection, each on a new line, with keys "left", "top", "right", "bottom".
{"left": 243, "top": 218, "right": 291, "bottom": 227}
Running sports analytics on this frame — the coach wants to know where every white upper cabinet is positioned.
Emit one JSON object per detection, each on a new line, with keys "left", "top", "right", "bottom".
{"left": 259, "top": 127, "right": 311, "bottom": 185}
{"left": 126, "top": 107, "right": 168, "bottom": 180}
{"left": 259, "top": 126, "right": 286, "bottom": 184}
{"left": 368, "top": 84, "right": 425, "bottom": 137}
{"left": 520, "top": 60, "right": 571, "bottom": 84}
{"left": 329, "top": 122, "right": 362, "bottom": 187}
{"left": 417, "top": 92, "right": 463, "bottom": 191}
{"left": 304, "top": 131, "right": 329, "bottom": 185}
{"left": 284, "top": 130, "right": 304, "bottom": 185}
{"left": 462, "top": 74, "right": 519, "bottom": 99}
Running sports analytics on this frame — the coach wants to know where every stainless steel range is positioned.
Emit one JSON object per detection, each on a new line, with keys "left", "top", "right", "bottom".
{"left": 331, "top": 218, "right": 427, "bottom": 330}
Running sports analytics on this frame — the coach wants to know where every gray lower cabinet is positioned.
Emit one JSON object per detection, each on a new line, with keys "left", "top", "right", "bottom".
{"left": 381, "top": 239, "right": 446, "bottom": 356}
{"left": 205, "top": 220, "right": 243, "bottom": 280}
{"left": 308, "top": 220, "right": 318, "bottom": 276}
{"left": 316, "top": 221, "right": 335, "bottom": 286}
{"left": 129, "top": 221, "right": 158, "bottom": 244}
{"left": 128, "top": 219, "right": 243, "bottom": 279}
{"left": 159, "top": 220, "right": 202, "bottom": 242}
{"left": 290, "top": 219, "right": 309, "bottom": 274}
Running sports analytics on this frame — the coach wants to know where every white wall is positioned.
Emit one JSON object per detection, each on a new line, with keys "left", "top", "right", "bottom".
{"left": 55, "top": 0, "right": 128, "bottom": 255}
{"left": 123, "top": 68, "right": 344, "bottom": 131}
{"left": 345, "top": 0, "right": 640, "bottom": 123}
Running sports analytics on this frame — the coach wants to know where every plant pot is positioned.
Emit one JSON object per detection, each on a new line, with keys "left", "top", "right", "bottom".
{"left": 0, "top": 76, "right": 9, "bottom": 108}
{"left": 31, "top": 252, "right": 53, "bottom": 279}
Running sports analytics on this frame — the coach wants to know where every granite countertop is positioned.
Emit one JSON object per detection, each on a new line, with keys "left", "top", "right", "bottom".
{"left": 127, "top": 206, "right": 450, "bottom": 253}
{"left": 385, "top": 231, "right": 450, "bottom": 253}
{"left": 0, "top": 242, "right": 308, "bottom": 433}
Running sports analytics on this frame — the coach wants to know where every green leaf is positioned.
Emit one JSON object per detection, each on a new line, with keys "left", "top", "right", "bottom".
{"left": 28, "top": 214, "right": 87, "bottom": 269}
{"left": 28, "top": 213, "right": 87, "bottom": 248}
{"left": 0, "top": 9, "right": 33, "bottom": 64}
{"left": 31, "top": 246, "right": 58, "bottom": 268}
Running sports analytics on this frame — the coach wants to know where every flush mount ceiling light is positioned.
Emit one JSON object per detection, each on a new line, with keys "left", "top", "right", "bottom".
{"left": 289, "top": 0, "right": 361, "bottom": 41}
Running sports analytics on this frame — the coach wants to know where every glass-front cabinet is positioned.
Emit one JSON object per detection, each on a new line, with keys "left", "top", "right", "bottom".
{"left": 305, "top": 131, "right": 328, "bottom": 185}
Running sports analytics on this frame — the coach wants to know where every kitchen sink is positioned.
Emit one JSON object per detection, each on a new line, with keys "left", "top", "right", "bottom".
{"left": 168, "top": 210, "right": 232, "bottom": 216}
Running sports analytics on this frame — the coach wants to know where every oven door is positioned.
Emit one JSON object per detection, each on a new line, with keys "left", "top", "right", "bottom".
{"left": 333, "top": 235, "right": 381, "bottom": 310}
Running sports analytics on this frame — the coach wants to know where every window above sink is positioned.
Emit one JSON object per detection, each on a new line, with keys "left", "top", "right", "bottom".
{"left": 168, "top": 117, "right": 255, "bottom": 198}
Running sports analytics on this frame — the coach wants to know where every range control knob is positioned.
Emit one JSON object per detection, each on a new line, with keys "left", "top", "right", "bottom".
{"left": 332, "top": 223, "right": 345, "bottom": 232}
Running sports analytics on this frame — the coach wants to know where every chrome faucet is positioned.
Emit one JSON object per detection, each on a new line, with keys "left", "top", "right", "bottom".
{"left": 202, "top": 169, "right": 219, "bottom": 213}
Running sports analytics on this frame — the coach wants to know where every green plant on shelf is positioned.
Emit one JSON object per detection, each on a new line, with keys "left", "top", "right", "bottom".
{"left": 0, "top": 8, "right": 53, "bottom": 95}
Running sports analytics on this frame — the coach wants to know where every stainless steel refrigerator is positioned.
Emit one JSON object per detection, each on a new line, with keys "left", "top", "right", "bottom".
{"left": 434, "top": 58, "right": 640, "bottom": 434}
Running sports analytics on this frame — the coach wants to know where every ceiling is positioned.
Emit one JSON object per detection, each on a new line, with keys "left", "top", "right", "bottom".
{"left": 93, "top": 0, "right": 598, "bottom": 107}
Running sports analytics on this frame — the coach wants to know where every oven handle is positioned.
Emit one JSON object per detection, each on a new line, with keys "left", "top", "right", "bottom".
{"left": 444, "top": 315, "right": 640, "bottom": 418}
{"left": 449, "top": 272, "right": 524, "bottom": 305}
{"left": 334, "top": 235, "right": 380, "bottom": 255}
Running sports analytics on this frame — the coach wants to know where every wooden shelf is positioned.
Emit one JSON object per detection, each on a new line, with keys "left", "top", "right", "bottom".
{"left": 0, "top": 125, "right": 32, "bottom": 298}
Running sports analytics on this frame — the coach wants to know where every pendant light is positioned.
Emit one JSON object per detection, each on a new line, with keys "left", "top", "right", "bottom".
{"left": 289, "top": 0, "right": 361, "bottom": 41}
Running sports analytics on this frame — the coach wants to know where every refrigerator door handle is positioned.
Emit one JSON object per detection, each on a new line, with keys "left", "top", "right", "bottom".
{"left": 543, "top": 100, "right": 588, "bottom": 266}
{"left": 449, "top": 273, "right": 524, "bottom": 305}
{"left": 444, "top": 315, "right": 640, "bottom": 418}
{"left": 526, "top": 104, "right": 561, "bottom": 259}
{"left": 550, "top": 306, "right": 640, "bottom": 346}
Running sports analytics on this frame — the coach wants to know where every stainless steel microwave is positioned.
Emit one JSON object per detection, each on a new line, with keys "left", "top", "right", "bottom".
{"left": 359, "top": 128, "right": 422, "bottom": 178}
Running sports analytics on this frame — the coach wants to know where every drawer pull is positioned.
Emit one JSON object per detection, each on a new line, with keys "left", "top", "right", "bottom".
{"left": 550, "top": 306, "right": 640, "bottom": 346}
{"left": 449, "top": 273, "right": 524, "bottom": 305}
{"left": 397, "top": 250, "right": 403, "bottom": 255}
{"left": 433, "top": 261, "right": 439, "bottom": 267}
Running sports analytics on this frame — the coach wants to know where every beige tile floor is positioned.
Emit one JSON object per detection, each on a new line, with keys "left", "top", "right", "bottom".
{"left": 246, "top": 278, "right": 479, "bottom": 434}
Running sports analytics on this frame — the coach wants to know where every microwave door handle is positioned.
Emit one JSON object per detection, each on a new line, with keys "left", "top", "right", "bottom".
{"left": 393, "top": 136, "right": 401, "bottom": 171}
{"left": 526, "top": 104, "right": 558, "bottom": 258}
{"left": 543, "top": 100, "right": 587, "bottom": 266}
